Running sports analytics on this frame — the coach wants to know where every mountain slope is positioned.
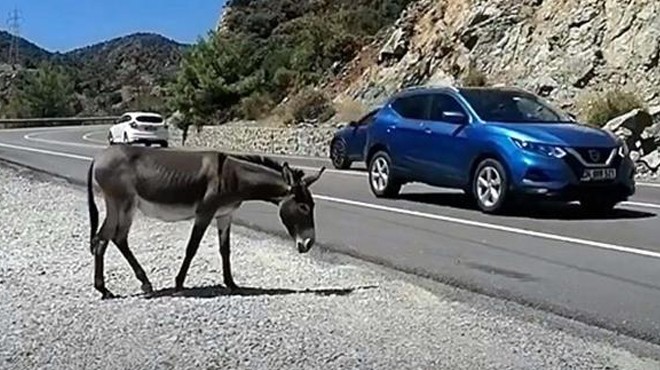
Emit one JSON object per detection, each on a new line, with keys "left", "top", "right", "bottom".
{"left": 0, "top": 31, "right": 54, "bottom": 67}
{"left": 0, "top": 32, "right": 189, "bottom": 115}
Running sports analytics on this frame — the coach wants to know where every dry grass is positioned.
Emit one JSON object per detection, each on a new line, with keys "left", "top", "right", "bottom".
{"left": 461, "top": 66, "right": 488, "bottom": 87}
{"left": 577, "top": 88, "right": 647, "bottom": 127}
{"left": 333, "top": 96, "right": 369, "bottom": 123}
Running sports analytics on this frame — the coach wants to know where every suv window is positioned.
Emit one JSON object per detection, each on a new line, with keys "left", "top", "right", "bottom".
{"left": 391, "top": 94, "right": 430, "bottom": 120}
{"left": 117, "top": 115, "right": 131, "bottom": 124}
{"left": 429, "top": 93, "right": 466, "bottom": 122}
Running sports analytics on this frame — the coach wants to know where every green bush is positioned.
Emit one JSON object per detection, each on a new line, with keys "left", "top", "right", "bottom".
{"left": 580, "top": 89, "right": 647, "bottom": 127}
{"left": 284, "top": 88, "right": 336, "bottom": 125}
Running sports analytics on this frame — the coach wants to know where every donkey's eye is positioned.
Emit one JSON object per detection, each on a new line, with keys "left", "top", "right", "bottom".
{"left": 299, "top": 204, "right": 311, "bottom": 214}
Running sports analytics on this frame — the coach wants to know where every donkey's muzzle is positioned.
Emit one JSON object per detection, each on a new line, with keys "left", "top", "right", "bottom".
{"left": 297, "top": 237, "right": 314, "bottom": 253}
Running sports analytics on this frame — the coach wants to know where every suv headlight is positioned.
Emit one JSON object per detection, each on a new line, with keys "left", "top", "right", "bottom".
{"left": 618, "top": 140, "right": 629, "bottom": 158}
{"left": 512, "top": 138, "right": 567, "bottom": 159}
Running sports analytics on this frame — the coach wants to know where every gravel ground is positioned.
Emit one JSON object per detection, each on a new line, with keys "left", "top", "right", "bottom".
{"left": 1, "top": 164, "right": 660, "bottom": 370}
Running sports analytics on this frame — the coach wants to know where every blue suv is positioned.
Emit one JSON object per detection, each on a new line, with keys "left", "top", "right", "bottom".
{"left": 364, "top": 86, "right": 636, "bottom": 214}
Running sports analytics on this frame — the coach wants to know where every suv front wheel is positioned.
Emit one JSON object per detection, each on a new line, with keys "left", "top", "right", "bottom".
{"left": 368, "top": 151, "right": 401, "bottom": 198}
{"left": 473, "top": 158, "right": 510, "bottom": 214}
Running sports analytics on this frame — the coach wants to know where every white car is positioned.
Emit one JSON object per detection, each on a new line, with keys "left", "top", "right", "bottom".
{"left": 108, "top": 111, "right": 169, "bottom": 147}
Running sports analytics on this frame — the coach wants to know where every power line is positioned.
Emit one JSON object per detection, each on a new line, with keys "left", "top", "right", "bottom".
{"left": 6, "top": 7, "right": 22, "bottom": 67}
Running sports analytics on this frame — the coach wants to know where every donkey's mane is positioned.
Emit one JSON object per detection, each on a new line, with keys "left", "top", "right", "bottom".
{"left": 230, "top": 154, "right": 305, "bottom": 179}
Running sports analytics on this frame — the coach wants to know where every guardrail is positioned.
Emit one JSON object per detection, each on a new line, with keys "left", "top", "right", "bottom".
{"left": 0, "top": 116, "right": 120, "bottom": 129}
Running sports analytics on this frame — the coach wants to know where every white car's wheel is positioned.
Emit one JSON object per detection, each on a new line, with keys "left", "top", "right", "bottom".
{"left": 123, "top": 132, "right": 129, "bottom": 144}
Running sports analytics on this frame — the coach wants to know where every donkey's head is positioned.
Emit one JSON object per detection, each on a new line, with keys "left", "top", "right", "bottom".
{"left": 278, "top": 163, "right": 325, "bottom": 253}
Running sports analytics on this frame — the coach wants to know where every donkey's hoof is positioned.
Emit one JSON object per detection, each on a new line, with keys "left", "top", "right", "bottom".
{"left": 101, "top": 291, "right": 117, "bottom": 300}
{"left": 141, "top": 282, "right": 154, "bottom": 294}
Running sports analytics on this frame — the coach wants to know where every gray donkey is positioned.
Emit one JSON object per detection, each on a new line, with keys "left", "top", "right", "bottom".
{"left": 87, "top": 145, "right": 325, "bottom": 299}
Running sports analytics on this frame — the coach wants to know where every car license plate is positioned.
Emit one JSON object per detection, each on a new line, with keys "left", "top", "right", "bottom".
{"left": 581, "top": 168, "right": 616, "bottom": 181}
{"left": 143, "top": 125, "right": 157, "bottom": 131}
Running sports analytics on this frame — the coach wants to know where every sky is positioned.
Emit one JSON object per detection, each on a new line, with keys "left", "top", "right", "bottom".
{"left": 0, "top": 0, "right": 227, "bottom": 52}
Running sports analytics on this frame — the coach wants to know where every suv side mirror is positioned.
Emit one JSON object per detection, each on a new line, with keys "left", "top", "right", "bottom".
{"left": 442, "top": 111, "right": 468, "bottom": 125}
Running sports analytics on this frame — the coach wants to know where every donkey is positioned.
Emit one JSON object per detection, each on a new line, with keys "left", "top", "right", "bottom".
{"left": 86, "top": 144, "right": 325, "bottom": 299}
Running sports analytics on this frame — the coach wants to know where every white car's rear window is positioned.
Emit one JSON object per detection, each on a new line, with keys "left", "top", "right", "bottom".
{"left": 136, "top": 115, "right": 163, "bottom": 123}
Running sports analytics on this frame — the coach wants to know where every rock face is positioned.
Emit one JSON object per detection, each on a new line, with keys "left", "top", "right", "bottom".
{"left": 340, "top": 0, "right": 660, "bottom": 112}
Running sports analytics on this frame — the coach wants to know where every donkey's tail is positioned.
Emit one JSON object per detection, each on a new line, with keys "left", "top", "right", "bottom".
{"left": 87, "top": 160, "right": 99, "bottom": 250}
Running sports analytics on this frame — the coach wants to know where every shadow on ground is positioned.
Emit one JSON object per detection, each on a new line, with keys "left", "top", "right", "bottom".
{"left": 399, "top": 192, "right": 656, "bottom": 221}
{"left": 142, "top": 284, "right": 379, "bottom": 299}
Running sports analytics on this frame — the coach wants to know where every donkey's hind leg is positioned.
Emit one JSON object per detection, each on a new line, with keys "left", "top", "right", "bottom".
{"left": 112, "top": 201, "right": 153, "bottom": 295}
{"left": 92, "top": 216, "right": 117, "bottom": 300}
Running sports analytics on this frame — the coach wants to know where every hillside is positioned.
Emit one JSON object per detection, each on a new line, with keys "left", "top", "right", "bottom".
{"left": 0, "top": 32, "right": 189, "bottom": 116}
{"left": 330, "top": 0, "right": 660, "bottom": 116}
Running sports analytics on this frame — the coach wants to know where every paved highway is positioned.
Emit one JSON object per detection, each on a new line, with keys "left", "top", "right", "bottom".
{"left": 2, "top": 124, "right": 660, "bottom": 345}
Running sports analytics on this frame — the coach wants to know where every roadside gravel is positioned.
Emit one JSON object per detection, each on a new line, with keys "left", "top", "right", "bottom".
{"left": 1, "top": 163, "right": 659, "bottom": 369}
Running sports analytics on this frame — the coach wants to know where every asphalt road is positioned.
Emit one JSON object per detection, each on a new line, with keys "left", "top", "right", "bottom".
{"left": 2, "top": 124, "right": 660, "bottom": 345}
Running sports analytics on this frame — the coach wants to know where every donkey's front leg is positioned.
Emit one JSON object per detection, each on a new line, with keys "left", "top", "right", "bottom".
{"left": 217, "top": 215, "right": 238, "bottom": 291}
{"left": 175, "top": 215, "right": 213, "bottom": 291}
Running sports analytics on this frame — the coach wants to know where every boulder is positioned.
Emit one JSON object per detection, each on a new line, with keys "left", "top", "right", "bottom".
{"left": 602, "top": 109, "right": 654, "bottom": 148}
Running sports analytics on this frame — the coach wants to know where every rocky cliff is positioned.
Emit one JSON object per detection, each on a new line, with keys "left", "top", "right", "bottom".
{"left": 333, "top": 0, "right": 660, "bottom": 114}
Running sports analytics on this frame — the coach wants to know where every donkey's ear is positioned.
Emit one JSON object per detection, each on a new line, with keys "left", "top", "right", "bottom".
{"left": 282, "top": 162, "right": 296, "bottom": 186}
{"left": 303, "top": 166, "right": 326, "bottom": 187}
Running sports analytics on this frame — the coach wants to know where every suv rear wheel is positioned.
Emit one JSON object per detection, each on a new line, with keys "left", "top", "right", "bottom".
{"left": 473, "top": 158, "right": 510, "bottom": 214}
{"left": 368, "top": 151, "right": 401, "bottom": 198}
{"left": 330, "top": 139, "right": 351, "bottom": 169}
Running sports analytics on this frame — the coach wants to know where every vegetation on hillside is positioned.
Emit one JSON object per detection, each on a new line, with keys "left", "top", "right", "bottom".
{"left": 1, "top": 62, "right": 77, "bottom": 118}
{"left": 0, "top": 32, "right": 187, "bottom": 118}
{"left": 169, "top": 0, "right": 412, "bottom": 128}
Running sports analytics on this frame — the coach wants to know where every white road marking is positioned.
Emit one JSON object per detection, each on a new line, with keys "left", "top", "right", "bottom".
{"left": 0, "top": 141, "right": 94, "bottom": 161}
{"left": 314, "top": 195, "right": 660, "bottom": 260}
{"left": 638, "top": 182, "right": 660, "bottom": 189}
{"left": 82, "top": 132, "right": 106, "bottom": 144}
{"left": 1, "top": 140, "right": 659, "bottom": 261}
{"left": 24, "top": 133, "right": 105, "bottom": 149}
{"left": 622, "top": 201, "right": 660, "bottom": 210}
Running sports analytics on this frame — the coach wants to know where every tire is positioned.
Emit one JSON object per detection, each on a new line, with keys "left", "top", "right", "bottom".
{"left": 123, "top": 132, "right": 129, "bottom": 144}
{"left": 368, "top": 151, "right": 401, "bottom": 198}
{"left": 107, "top": 131, "right": 114, "bottom": 145}
{"left": 579, "top": 198, "right": 618, "bottom": 214}
{"left": 160, "top": 141, "right": 169, "bottom": 148}
{"left": 472, "top": 158, "right": 510, "bottom": 214}
{"left": 330, "top": 139, "right": 351, "bottom": 169}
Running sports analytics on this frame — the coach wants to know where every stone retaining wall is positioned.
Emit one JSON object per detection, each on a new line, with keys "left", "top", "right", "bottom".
{"left": 169, "top": 124, "right": 335, "bottom": 158}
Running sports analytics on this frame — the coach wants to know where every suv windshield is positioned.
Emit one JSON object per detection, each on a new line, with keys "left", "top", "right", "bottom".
{"left": 459, "top": 88, "right": 572, "bottom": 123}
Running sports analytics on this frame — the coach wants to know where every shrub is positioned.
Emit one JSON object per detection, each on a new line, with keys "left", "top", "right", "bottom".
{"left": 239, "top": 93, "right": 275, "bottom": 120}
{"left": 284, "top": 87, "right": 336, "bottom": 125}
{"left": 579, "top": 89, "right": 647, "bottom": 127}
{"left": 333, "top": 96, "right": 369, "bottom": 123}
{"left": 461, "top": 66, "right": 488, "bottom": 87}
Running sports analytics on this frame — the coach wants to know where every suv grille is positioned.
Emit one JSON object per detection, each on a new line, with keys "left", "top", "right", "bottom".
{"left": 572, "top": 147, "right": 614, "bottom": 165}
{"left": 563, "top": 147, "right": 619, "bottom": 180}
